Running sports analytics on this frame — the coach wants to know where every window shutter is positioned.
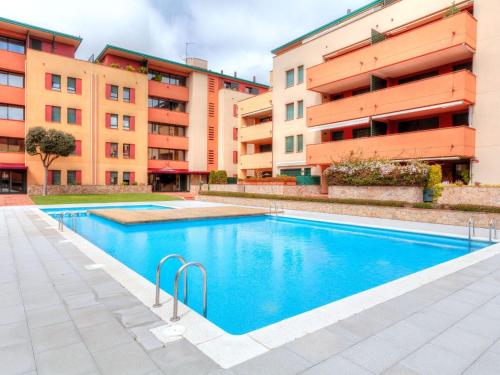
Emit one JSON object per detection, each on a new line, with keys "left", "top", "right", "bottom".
{"left": 45, "top": 105, "right": 52, "bottom": 122}
{"left": 75, "top": 170, "right": 82, "bottom": 185}
{"left": 45, "top": 73, "right": 52, "bottom": 90}
{"left": 105, "top": 171, "right": 111, "bottom": 185}
{"left": 75, "top": 140, "right": 82, "bottom": 156}
{"left": 76, "top": 109, "right": 82, "bottom": 125}
{"left": 130, "top": 88, "right": 135, "bottom": 104}
{"left": 233, "top": 151, "right": 238, "bottom": 164}
{"left": 47, "top": 170, "right": 53, "bottom": 185}
{"left": 130, "top": 172, "right": 135, "bottom": 184}
{"left": 105, "top": 113, "right": 111, "bottom": 128}
{"left": 233, "top": 104, "right": 238, "bottom": 117}
{"left": 105, "top": 84, "right": 111, "bottom": 99}
{"left": 130, "top": 144, "right": 135, "bottom": 159}
{"left": 105, "top": 142, "right": 110, "bottom": 157}
{"left": 76, "top": 78, "right": 82, "bottom": 95}
{"left": 233, "top": 127, "right": 238, "bottom": 141}
{"left": 130, "top": 116, "right": 135, "bottom": 131}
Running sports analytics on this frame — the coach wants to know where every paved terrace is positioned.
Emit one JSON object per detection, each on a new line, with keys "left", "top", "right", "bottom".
{"left": 2, "top": 205, "right": 500, "bottom": 374}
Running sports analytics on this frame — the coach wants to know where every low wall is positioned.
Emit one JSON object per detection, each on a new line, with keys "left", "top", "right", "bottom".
{"left": 201, "top": 184, "right": 321, "bottom": 196}
{"left": 28, "top": 184, "right": 152, "bottom": 196}
{"left": 198, "top": 195, "right": 500, "bottom": 228}
{"left": 438, "top": 186, "right": 500, "bottom": 207}
{"left": 328, "top": 186, "right": 423, "bottom": 203}
{"left": 201, "top": 184, "right": 243, "bottom": 193}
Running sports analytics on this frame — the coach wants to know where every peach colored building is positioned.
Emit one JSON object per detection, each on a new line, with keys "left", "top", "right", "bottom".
{"left": 255, "top": 0, "right": 499, "bottom": 186}
{"left": 0, "top": 18, "right": 267, "bottom": 194}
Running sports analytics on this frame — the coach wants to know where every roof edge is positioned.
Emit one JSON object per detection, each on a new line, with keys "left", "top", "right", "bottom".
{"left": 0, "top": 16, "right": 82, "bottom": 43}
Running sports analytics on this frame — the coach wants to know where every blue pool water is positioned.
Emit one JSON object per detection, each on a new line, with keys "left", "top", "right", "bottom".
{"left": 46, "top": 212, "right": 488, "bottom": 334}
{"left": 41, "top": 204, "right": 170, "bottom": 214}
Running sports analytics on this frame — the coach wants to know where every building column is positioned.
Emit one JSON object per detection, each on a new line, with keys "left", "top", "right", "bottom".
{"left": 320, "top": 165, "right": 328, "bottom": 194}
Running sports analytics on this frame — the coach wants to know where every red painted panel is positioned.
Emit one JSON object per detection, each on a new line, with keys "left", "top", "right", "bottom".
{"left": 130, "top": 116, "right": 135, "bottom": 131}
{"left": 76, "top": 109, "right": 82, "bottom": 125}
{"left": 105, "top": 171, "right": 111, "bottom": 185}
{"left": 105, "top": 84, "right": 111, "bottom": 100}
{"left": 75, "top": 170, "right": 82, "bottom": 184}
{"left": 76, "top": 78, "right": 82, "bottom": 95}
{"left": 130, "top": 88, "right": 135, "bottom": 104}
{"left": 130, "top": 144, "right": 135, "bottom": 159}
{"left": 105, "top": 113, "right": 111, "bottom": 128}
{"left": 48, "top": 170, "right": 53, "bottom": 185}
{"left": 233, "top": 151, "right": 238, "bottom": 164}
{"left": 45, "top": 73, "right": 51, "bottom": 90}
{"left": 105, "top": 142, "right": 110, "bottom": 157}
{"left": 45, "top": 105, "right": 51, "bottom": 122}
{"left": 130, "top": 172, "right": 135, "bottom": 184}
{"left": 74, "top": 140, "right": 82, "bottom": 156}
{"left": 233, "top": 127, "right": 238, "bottom": 141}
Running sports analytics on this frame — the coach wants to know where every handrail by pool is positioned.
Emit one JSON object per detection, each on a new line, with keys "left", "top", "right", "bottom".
{"left": 153, "top": 254, "right": 187, "bottom": 308}
{"left": 171, "top": 262, "right": 207, "bottom": 321}
{"left": 468, "top": 217, "right": 475, "bottom": 240}
{"left": 489, "top": 219, "right": 497, "bottom": 243}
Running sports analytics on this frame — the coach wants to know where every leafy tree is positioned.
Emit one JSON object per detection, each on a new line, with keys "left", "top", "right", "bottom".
{"left": 25, "top": 127, "right": 75, "bottom": 195}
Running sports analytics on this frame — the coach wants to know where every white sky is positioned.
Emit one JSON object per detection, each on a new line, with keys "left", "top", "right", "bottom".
{"left": 4, "top": 0, "right": 369, "bottom": 84}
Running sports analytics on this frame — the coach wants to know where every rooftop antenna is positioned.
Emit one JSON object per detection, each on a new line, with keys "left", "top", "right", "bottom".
{"left": 185, "top": 41, "right": 196, "bottom": 63}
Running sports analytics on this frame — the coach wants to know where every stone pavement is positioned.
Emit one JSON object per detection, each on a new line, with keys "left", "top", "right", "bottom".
{"left": 0, "top": 194, "right": 33, "bottom": 206}
{"left": 2, "top": 206, "right": 500, "bottom": 374}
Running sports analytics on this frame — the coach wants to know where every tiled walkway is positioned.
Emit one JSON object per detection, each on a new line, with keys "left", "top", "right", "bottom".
{"left": 0, "top": 194, "right": 33, "bottom": 206}
{"left": 2, "top": 206, "right": 500, "bottom": 374}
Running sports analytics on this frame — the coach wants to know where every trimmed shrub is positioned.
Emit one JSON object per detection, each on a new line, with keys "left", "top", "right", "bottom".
{"left": 208, "top": 170, "right": 228, "bottom": 184}
{"left": 426, "top": 164, "right": 443, "bottom": 202}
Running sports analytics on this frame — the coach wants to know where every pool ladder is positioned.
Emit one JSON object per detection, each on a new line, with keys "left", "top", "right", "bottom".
{"left": 57, "top": 212, "right": 79, "bottom": 231}
{"left": 269, "top": 202, "right": 284, "bottom": 216}
{"left": 467, "top": 217, "right": 497, "bottom": 242}
{"left": 153, "top": 254, "right": 207, "bottom": 322}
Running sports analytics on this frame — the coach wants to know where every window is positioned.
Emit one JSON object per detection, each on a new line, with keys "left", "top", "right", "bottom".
{"left": 49, "top": 170, "right": 61, "bottom": 185}
{"left": 0, "top": 36, "right": 25, "bottom": 54}
{"left": 352, "top": 87, "right": 370, "bottom": 96}
{"left": 233, "top": 127, "right": 238, "bottom": 141}
{"left": 453, "top": 112, "right": 469, "bottom": 126}
{"left": 281, "top": 168, "right": 301, "bottom": 177}
{"left": 148, "top": 148, "right": 186, "bottom": 161}
{"left": 285, "top": 136, "right": 294, "bottom": 153}
{"left": 123, "top": 115, "right": 130, "bottom": 130}
{"left": 147, "top": 70, "right": 187, "bottom": 86}
{"left": 223, "top": 81, "right": 240, "bottom": 91}
{"left": 30, "top": 39, "right": 42, "bottom": 51}
{"left": 398, "top": 70, "right": 438, "bottom": 85}
{"left": 259, "top": 144, "right": 272, "bottom": 153}
{"left": 297, "top": 134, "right": 303, "bottom": 152}
{"left": 286, "top": 103, "right": 294, "bottom": 121}
{"left": 67, "top": 170, "right": 80, "bottom": 185}
{"left": 245, "top": 87, "right": 259, "bottom": 95}
{"left": 297, "top": 65, "right": 304, "bottom": 84}
{"left": 297, "top": 100, "right": 304, "bottom": 119}
{"left": 67, "top": 77, "right": 76, "bottom": 93}
{"left": 148, "top": 97, "right": 186, "bottom": 112}
{"left": 0, "top": 137, "right": 24, "bottom": 152}
{"left": 51, "top": 106, "right": 61, "bottom": 122}
{"left": 352, "top": 127, "right": 371, "bottom": 138}
{"left": 398, "top": 117, "right": 439, "bottom": 133}
{"left": 453, "top": 62, "right": 473, "bottom": 72}
{"left": 67, "top": 108, "right": 77, "bottom": 124}
{"left": 232, "top": 151, "right": 238, "bottom": 164}
{"left": 109, "top": 143, "right": 118, "bottom": 158}
{"left": 0, "top": 71, "right": 24, "bottom": 88}
{"left": 304, "top": 168, "right": 311, "bottom": 176}
{"left": 0, "top": 105, "right": 24, "bottom": 121}
{"left": 123, "top": 144, "right": 131, "bottom": 159}
{"left": 51, "top": 74, "right": 61, "bottom": 91}
{"left": 110, "top": 114, "right": 118, "bottom": 129}
{"left": 331, "top": 94, "right": 344, "bottom": 101}
{"left": 148, "top": 122, "right": 186, "bottom": 137}
{"left": 286, "top": 69, "right": 294, "bottom": 88}
{"left": 110, "top": 85, "right": 118, "bottom": 100}
{"left": 123, "top": 172, "right": 130, "bottom": 185}
{"left": 109, "top": 171, "right": 118, "bottom": 185}
{"left": 123, "top": 87, "right": 131, "bottom": 102}
{"left": 331, "top": 131, "right": 344, "bottom": 141}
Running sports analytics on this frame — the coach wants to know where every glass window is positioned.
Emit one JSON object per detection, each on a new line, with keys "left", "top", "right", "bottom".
{"left": 297, "top": 134, "right": 303, "bottom": 152}
{"left": 30, "top": 39, "right": 42, "bottom": 51}
{"left": 259, "top": 144, "right": 272, "bottom": 153}
{"left": 223, "top": 81, "right": 240, "bottom": 91}
{"left": 110, "top": 114, "right": 118, "bottom": 129}
{"left": 352, "top": 127, "right": 371, "bottom": 138}
{"left": 331, "top": 131, "right": 344, "bottom": 141}
{"left": 51, "top": 74, "right": 61, "bottom": 91}
{"left": 0, "top": 37, "right": 25, "bottom": 54}
{"left": 123, "top": 87, "right": 130, "bottom": 102}
{"left": 285, "top": 136, "right": 294, "bottom": 153}
{"left": 297, "top": 100, "right": 304, "bottom": 119}
{"left": 148, "top": 122, "right": 186, "bottom": 137}
{"left": 67, "top": 170, "right": 78, "bottom": 185}
{"left": 110, "top": 171, "right": 118, "bottom": 185}
{"left": 51, "top": 106, "right": 61, "bottom": 122}
{"left": 0, "top": 71, "right": 24, "bottom": 88}
{"left": 123, "top": 172, "right": 130, "bottom": 185}
{"left": 50, "top": 170, "right": 61, "bottom": 185}
{"left": 148, "top": 70, "right": 186, "bottom": 86}
{"left": 0, "top": 137, "right": 24, "bottom": 152}
{"left": 148, "top": 97, "right": 186, "bottom": 112}
{"left": 110, "top": 85, "right": 118, "bottom": 100}
{"left": 453, "top": 112, "right": 469, "bottom": 126}
{"left": 67, "top": 77, "right": 76, "bottom": 93}
{"left": 0, "top": 105, "right": 24, "bottom": 121}
{"left": 109, "top": 143, "right": 118, "bottom": 158}
{"left": 286, "top": 69, "right": 294, "bottom": 88}
{"left": 245, "top": 87, "right": 259, "bottom": 95}
{"left": 123, "top": 115, "right": 130, "bottom": 130}
{"left": 297, "top": 65, "right": 304, "bottom": 84}
{"left": 148, "top": 148, "right": 186, "bottom": 161}
{"left": 286, "top": 103, "right": 294, "bottom": 121}
{"left": 397, "top": 117, "right": 439, "bottom": 133}
{"left": 123, "top": 144, "right": 130, "bottom": 159}
{"left": 67, "top": 108, "right": 77, "bottom": 124}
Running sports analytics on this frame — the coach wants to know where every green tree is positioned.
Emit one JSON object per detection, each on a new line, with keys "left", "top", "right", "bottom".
{"left": 25, "top": 127, "right": 75, "bottom": 195}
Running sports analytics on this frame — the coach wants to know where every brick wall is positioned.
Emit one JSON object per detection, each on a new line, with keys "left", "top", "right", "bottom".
{"left": 328, "top": 186, "right": 423, "bottom": 203}
{"left": 438, "top": 186, "right": 500, "bottom": 207}
{"left": 28, "top": 185, "right": 152, "bottom": 196}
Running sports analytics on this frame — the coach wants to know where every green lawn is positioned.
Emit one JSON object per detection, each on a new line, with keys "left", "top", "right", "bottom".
{"left": 30, "top": 193, "right": 181, "bottom": 205}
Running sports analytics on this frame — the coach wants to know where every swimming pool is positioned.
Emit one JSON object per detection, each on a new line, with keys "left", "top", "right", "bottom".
{"left": 45, "top": 211, "right": 489, "bottom": 335}
{"left": 41, "top": 204, "right": 170, "bottom": 215}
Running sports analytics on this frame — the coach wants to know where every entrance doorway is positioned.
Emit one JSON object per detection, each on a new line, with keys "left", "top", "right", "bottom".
{"left": 149, "top": 173, "right": 190, "bottom": 192}
{"left": 0, "top": 170, "right": 27, "bottom": 194}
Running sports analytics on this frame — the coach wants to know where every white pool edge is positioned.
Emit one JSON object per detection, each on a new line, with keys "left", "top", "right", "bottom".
{"left": 33, "top": 205, "right": 500, "bottom": 369}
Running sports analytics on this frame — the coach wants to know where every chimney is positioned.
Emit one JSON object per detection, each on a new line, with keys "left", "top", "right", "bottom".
{"left": 234, "top": 71, "right": 237, "bottom": 77}
{"left": 253, "top": 75, "right": 256, "bottom": 82}
{"left": 186, "top": 57, "right": 208, "bottom": 69}
{"left": 221, "top": 69, "right": 224, "bottom": 74}
{"left": 346, "top": 8, "right": 351, "bottom": 14}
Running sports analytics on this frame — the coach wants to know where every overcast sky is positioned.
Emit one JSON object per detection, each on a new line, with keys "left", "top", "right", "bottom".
{"left": 3, "top": 0, "right": 368, "bottom": 84}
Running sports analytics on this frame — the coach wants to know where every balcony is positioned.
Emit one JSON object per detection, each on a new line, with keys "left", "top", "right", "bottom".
{"left": 240, "top": 152, "right": 272, "bottom": 170}
{"left": 240, "top": 122, "right": 272, "bottom": 143}
{"left": 307, "top": 126, "right": 475, "bottom": 165}
{"left": 148, "top": 134, "right": 189, "bottom": 150}
{"left": 308, "top": 70, "right": 476, "bottom": 127}
{"left": 0, "top": 120, "right": 25, "bottom": 138}
{"left": 0, "top": 152, "right": 24, "bottom": 164}
{"left": 0, "top": 86, "right": 24, "bottom": 106}
{"left": 148, "top": 108, "right": 189, "bottom": 126}
{"left": 148, "top": 80, "right": 189, "bottom": 102}
{"left": 308, "top": 11, "right": 477, "bottom": 93}
{"left": 239, "top": 91, "right": 272, "bottom": 117}
{"left": 148, "top": 159, "right": 188, "bottom": 171}
{"left": 0, "top": 50, "right": 25, "bottom": 73}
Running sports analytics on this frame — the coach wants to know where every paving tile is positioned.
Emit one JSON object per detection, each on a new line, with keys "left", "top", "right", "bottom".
{"left": 286, "top": 328, "right": 356, "bottom": 363}
{"left": 30, "top": 321, "right": 82, "bottom": 353}
{"left": 98, "top": 293, "right": 142, "bottom": 311}
{"left": 0, "top": 321, "right": 30, "bottom": 349}
{"left": 430, "top": 326, "right": 494, "bottom": 359}
{"left": 150, "top": 339, "right": 219, "bottom": 375}
{"left": 425, "top": 296, "right": 477, "bottom": 319}
{"left": 403, "top": 310, "right": 457, "bottom": 334}
{"left": 382, "top": 363, "right": 422, "bottom": 375}
{"left": 93, "top": 342, "right": 158, "bottom": 375}
{"left": 0, "top": 304, "right": 26, "bottom": 326}
{"left": 231, "top": 347, "right": 311, "bottom": 375}
{"left": 455, "top": 313, "right": 500, "bottom": 339}
{"left": 375, "top": 320, "right": 437, "bottom": 351}
{"left": 114, "top": 304, "right": 160, "bottom": 328}
{"left": 334, "top": 312, "right": 392, "bottom": 340}
{"left": 129, "top": 321, "right": 165, "bottom": 351}
{"left": 69, "top": 304, "right": 116, "bottom": 329}
{"left": 63, "top": 292, "right": 99, "bottom": 310}
{"left": 474, "top": 301, "right": 500, "bottom": 321}
{"left": 26, "top": 304, "right": 71, "bottom": 328}
{"left": 0, "top": 342, "right": 36, "bottom": 375}
{"left": 92, "top": 279, "right": 128, "bottom": 298}
{"left": 79, "top": 319, "right": 134, "bottom": 352}
{"left": 22, "top": 290, "right": 62, "bottom": 311}
{"left": 35, "top": 342, "right": 97, "bottom": 375}
{"left": 300, "top": 355, "right": 372, "bottom": 375}
{"left": 54, "top": 280, "right": 92, "bottom": 297}
{"left": 463, "top": 351, "right": 500, "bottom": 375}
{"left": 448, "top": 288, "right": 493, "bottom": 306}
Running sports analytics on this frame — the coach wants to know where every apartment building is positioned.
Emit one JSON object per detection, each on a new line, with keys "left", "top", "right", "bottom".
{"left": 0, "top": 18, "right": 267, "bottom": 194}
{"left": 238, "top": 0, "right": 500, "bottom": 186}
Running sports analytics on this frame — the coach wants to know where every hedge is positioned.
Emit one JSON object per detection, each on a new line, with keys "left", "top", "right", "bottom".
{"left": 208, "top": 170, "right": 228, "bottom": 184}
{"left": 239, "top": 176, "right": 296, "bottom": 183}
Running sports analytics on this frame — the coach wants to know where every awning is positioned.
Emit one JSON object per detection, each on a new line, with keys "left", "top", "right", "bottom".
{"left": 148, "top": 168, "right": 209, "bottom": 175}
{"left": 0, "top": 163, "right": 27, "bottom": 170}
{"left": 308, "top": 117, "right": 370, "bottom": 132}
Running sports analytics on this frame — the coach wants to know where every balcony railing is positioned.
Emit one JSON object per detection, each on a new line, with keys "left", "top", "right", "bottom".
{"left": 0, "top": 86, "right": 24, "bottom": 106}
{"left": 307, "top": 11, "right": 477, "bottom": 94}
{"left": 240, "top": 121, "right": 272, "bottom": 143}
{"left": 239, "top": 91, "right": 272, "bottom": 117}
{"left": 307, "top": 126, "right": 475, "bottom": 165}
{"left": 148, "top": 80, "right": 189, "bottom": 102}
{"left": 0, "top": 50, "right": 25, "bottom": 72}
{"left": 307, "top": 70, "right": 476, "bottom": 127}
{"left": 148, "top": 108, "right": 189, "bottom": 126}
{"left": 240, "top": 152, "right": 272, "bottom": 170}
{"left": 0, "top": 120, "right": 25, "bottom": 138}
{"left": 148, "top": 134, "right": 189, "bottom": 150}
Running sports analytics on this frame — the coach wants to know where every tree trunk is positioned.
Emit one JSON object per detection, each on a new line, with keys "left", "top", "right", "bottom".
{"left": 43, "top": 166, "right": 48, "bottom": 196}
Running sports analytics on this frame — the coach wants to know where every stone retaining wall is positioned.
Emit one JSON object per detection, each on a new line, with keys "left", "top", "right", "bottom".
{"left": 438, "top": 186, "right": 500, "bottom": 207}
{"left": 198, "top": 195, "right": 500, "bottom": 228}
{"left": 28, "top": 184, "right": 152, "bottom": 196}
{"left": 328, "top": 186, "right": 423, "bottom": 203}
{"left": 201, "top": 184, "right": 321, "bottom": 196}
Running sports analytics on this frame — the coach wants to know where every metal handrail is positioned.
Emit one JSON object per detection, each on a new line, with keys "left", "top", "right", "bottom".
{"left": 468, "top": 217, "right": 475, "bottom": 240}
{"left": 153, "top": 254, "right": 187, "bottom": 308}
{"left": 58, "top": 212, "right": 65, "bottom": 231}
{"left": 71, "top": 213, "right": 77, "bottom": 230}
{"left": 489, "top": 219, "right": 497, "bottom": 242}
{"left": 171, "top": 262, "right": 207, "bottom": 321}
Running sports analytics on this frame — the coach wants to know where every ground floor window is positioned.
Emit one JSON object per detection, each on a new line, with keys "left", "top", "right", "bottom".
{"left": 0, "top": 170, "right": 26, "bottom": 193}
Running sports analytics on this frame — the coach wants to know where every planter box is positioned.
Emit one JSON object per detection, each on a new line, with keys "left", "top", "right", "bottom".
{"left": 28, "top": 184, "right": 152, "bottom": 196}
{"left": 239, "top": 181, "right": 296, "bottom": 186}
{"left": 201, "top": 184, "right": 243, "bottom": 193}
{"left": 202, "top": 184, "right": 321, "bottom": 196}
{"left": 438, "top": 186, "right": 500, "bottom": 207}
{"left": 328, "top": 185, "right": 423, "bottom": 203}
